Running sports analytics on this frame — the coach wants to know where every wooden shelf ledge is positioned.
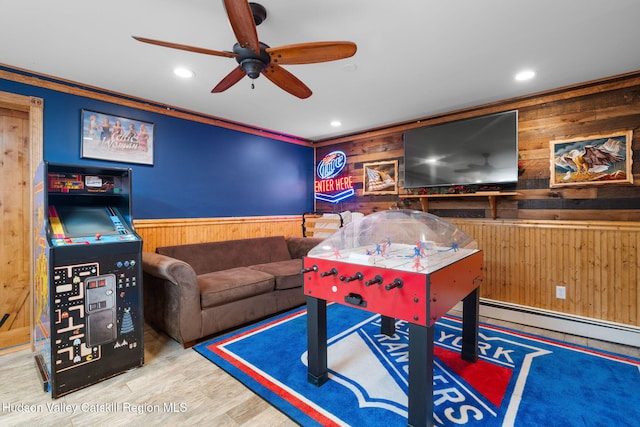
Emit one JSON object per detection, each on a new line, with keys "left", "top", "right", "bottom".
{"left": 399, "top": 191, "right": 520, "bottom": 219}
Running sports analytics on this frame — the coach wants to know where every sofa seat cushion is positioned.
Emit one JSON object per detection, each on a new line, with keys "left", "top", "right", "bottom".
{"left": 198, "top": 267, "right": 275, "bottom": 309}
{"left": 249, "top": 259, "right": 303, "bottom": 290}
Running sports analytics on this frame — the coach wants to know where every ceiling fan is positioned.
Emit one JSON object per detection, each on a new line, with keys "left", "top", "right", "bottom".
{"left": 132, "top": 0, "right": 357, "bottom": 99}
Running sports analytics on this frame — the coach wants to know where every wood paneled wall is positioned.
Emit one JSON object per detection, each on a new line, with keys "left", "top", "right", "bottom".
{"left": 314, "top": 72, "right": 640, "bottom": 220}
{"left": 134, "top": 215, "right": 303, "bottom": 253}
{"left": 451, "top": 219, "right": 640, "bottom": 327}
{"left": 312, "top": 72, "right": 640, "bottom": 328}
{"left": 134, "top": 215, "right": 640, "bottom": 327}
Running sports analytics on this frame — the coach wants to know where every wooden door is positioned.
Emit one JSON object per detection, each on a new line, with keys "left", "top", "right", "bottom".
{"left": 0, "top": 92, "right": 43, "bottom": 351}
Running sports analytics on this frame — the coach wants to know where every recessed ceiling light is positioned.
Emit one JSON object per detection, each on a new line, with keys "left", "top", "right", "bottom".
{"left": 330, "top": 120, "right": 342, "bottom": 127}
{"left": 174, "top": 67, "right": 195, "bottom": 78}
{"left": 342, "top": 63, "right": 358, "bottom": 72}
{"left": 515, "top": 70, "right": 535, "bottom": 81}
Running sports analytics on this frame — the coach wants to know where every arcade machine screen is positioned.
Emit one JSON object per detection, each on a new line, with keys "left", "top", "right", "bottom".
{"left": 53, "top": 205, "right": 131, "bottom": 238}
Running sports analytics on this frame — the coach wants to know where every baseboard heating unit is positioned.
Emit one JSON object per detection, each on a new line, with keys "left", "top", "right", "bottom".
{"left": 452, "top": 298, "right": 640, "bottom": 348}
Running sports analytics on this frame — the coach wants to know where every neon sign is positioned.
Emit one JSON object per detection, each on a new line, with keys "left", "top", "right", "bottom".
{"left": 315, "top": 151, "right": 354, "bottom": 203}
{"left": 316, "top": 151, "right": 346, "bottom": 179}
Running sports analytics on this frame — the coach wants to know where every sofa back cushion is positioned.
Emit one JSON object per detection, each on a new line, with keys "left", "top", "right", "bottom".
{"left": 156, "top": 236, "right": 292, "bottom": 275}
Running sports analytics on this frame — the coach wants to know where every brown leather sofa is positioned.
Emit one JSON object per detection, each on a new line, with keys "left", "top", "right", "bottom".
{"left": 141, "top": 236, "right": 323, "bottom": 347}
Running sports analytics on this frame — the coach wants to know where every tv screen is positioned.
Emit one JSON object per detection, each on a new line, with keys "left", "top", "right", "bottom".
{"left": 403, "top": 110, "right": 518, "bottom": 189}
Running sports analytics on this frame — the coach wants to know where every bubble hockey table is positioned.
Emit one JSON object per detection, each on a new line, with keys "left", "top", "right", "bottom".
{"left": 302, "top": 240, "right": 483, "bottom": 427}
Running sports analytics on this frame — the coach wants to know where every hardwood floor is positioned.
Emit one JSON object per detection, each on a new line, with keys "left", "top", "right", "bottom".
{"left": 0, "top": 324, "right": 296, "bottom": 426}
{"left": 1, "top": 315, "right": 638, "bottom": 426}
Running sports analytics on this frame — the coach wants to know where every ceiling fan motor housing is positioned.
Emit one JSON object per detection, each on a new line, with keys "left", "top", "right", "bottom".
{"left": 249, "top": 3, "right": 267, "bottom": 26}
{"left": 233, "top": 42, "right": 271, "bottom": 79}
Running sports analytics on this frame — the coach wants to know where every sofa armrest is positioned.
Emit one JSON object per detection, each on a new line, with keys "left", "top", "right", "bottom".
{"left": 142, "top": 251, "right": 201, "bottom": 346}
{"left": 286, "top": 237, "right": 324, "bottom": 259}
{"left": 143, "top": 251, "right": 198, "bottom": 286}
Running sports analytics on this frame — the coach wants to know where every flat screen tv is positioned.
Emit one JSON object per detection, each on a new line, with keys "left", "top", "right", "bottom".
{"left": 403, "top": 110, "right": 518, "bottom": 189}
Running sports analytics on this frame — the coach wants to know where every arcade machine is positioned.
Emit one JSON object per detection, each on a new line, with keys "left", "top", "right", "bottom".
{"left": 33, "top": 162, "right": 144, "bottom": 398}
{"left": 302, "top": 210, "right": 483, "bottom": 427}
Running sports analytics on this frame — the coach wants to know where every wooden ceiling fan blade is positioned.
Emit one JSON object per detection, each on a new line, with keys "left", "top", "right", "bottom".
{"left": 212, "top": 66, "right": 246, "bottom": 93}
{"left": 222, "top": 0, "right": 260, "bottom": 53}
{"left": 132, "top": 36, "right": 236, "bottom": 58}
{"left": 262, "top": 65, "right": 312, "bottom": 99}
{"left": 266, "top": 41, "right": 357, "bottom": 65}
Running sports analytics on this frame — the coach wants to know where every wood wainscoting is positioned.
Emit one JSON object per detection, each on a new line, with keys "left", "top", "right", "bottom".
{"left": 133, "top": 215, "right": 304, "bottom": 254}
{"left": 135, "top": 215, "right": 639, "bottom": 329}
{"left": 451, "top": 219, "right": 640, "bottom": 328}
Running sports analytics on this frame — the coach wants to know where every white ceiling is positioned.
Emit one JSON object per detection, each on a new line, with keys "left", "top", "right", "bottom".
{"left": 3, "top": 0, "right": 640, "bottom": 141}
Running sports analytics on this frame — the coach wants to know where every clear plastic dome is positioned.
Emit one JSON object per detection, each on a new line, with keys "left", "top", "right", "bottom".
{"left": 307, "top": 209, "right": 478, "bottom": 272}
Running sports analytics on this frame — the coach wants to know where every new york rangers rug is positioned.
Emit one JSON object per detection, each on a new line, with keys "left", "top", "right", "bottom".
{"left": 194, "top": 304, "right": 640, "bottom": 426}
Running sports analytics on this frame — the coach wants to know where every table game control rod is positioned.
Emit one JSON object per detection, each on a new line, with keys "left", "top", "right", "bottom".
{"left": 319, "top": 267, "right": 338, "bottom": 277}
{"left": 340, "top": 272, "right": 363, "bottom": 282}
{"left": 364, "top": 275, "right": 384, "bottom": 286}
{"left": 300, "top": 265, "right": 318, "bottom": 274}
{"left": 385, "top": 278, "right": 404, "bottom": 291}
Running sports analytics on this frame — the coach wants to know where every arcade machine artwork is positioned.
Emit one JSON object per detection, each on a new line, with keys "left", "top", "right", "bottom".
{"left": 33, "top": 163, "right": 144, "bottom": 398}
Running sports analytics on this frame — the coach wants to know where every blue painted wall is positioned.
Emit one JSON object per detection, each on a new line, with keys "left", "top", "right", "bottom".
{"left": 0, "top": 74, "right": 314, "bottom": 219}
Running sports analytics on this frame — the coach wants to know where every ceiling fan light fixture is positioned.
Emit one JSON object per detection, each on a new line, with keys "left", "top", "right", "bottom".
{"left": 240, "top": 58, "right": 265, "bottom": 79}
